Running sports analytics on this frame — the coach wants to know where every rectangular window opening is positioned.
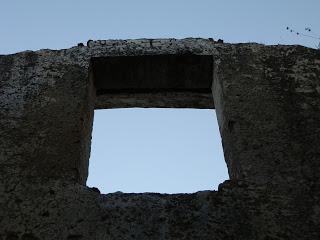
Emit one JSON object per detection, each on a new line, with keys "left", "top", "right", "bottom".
{"left": 87, "top": 108, "right": 229, "bottom": 194}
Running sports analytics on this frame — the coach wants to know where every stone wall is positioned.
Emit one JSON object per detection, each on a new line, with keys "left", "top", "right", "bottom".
{"left": 0, "top": 38, "right": 319, "bottom": 239}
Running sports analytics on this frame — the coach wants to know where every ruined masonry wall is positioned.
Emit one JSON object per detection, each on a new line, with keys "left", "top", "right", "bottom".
{"left": 0, "top": 39, "right": 319, "bottom": 240}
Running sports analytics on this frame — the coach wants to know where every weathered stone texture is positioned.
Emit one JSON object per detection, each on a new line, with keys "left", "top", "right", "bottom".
{"left": 0, "top": 38, "right": 319, "bottom": 239}
{"left": 213, "top": 44, "right": 320, "bottom": 184}
{"left": 0, "top": 53, "right": 94, "bottom": 185}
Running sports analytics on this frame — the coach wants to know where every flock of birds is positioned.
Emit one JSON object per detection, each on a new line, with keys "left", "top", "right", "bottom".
{"left": 286, "top": 26, "right": 320, "bottom": 49}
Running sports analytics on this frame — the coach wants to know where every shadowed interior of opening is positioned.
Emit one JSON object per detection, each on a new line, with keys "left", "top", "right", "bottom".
{"left": 90, "top": 54, "right": 215, "bottom": 109}
{"left": 87, "top": 108, "right": 228, "bottom": 194}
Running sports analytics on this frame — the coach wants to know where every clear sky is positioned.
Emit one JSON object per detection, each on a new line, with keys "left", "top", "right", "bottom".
{"left": 1, "top": 1, "right": 319, "bottom": 193}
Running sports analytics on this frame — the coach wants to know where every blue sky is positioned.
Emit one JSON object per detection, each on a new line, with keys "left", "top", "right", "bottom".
{"left": 90, "top": 109, "right": 225, "bottom": 193}
{"left": 0, "top": 0, "right": 319, "bottom": 54}
{"left": 1, "top": 1, "right": 319, "bottom": 193}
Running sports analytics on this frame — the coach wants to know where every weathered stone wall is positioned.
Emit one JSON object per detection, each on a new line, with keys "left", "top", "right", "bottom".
{"left": 0, "top": 39, "right": 319, "bottom": 239}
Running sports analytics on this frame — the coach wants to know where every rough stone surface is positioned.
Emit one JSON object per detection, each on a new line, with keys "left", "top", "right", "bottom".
{"left": 0, "top": 38, "right": 319, "bottom": 239}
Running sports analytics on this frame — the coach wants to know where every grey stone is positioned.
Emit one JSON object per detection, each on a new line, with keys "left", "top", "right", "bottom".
{"left": 0, "top": 38, "right": 319, "bottom": 239}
